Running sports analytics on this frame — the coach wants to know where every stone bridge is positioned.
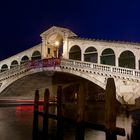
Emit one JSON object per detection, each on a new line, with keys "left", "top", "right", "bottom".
{"left": 0, "top": 26, "right": 140, "bottom": 104}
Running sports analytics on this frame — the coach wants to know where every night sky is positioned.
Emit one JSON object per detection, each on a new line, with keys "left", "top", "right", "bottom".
{"left": 0, "top": 0, "right": 140, "bottom": 60}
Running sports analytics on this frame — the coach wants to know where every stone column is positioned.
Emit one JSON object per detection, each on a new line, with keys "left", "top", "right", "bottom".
{"left": 135, "top": 55, "right": 139, "bottom": 70}
{"left": 41, "top": 35, "right": 48, "bottom": 59}
{"left": 98, "top": 53, "right": 101, "bottom": 64}
{"left": 115, "top": 49, "right": 119, "bottom": 67}
{"left": 81, "top": 49, "right": 84, "bottom": 61}
{"left": 116, "top": 56, "right": 119, "bottom": 67}
{"left": 62, "top": 38, "right": 69, "bottom": 59}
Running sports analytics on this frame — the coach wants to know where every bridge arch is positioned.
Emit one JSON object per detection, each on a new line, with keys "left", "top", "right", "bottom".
{"left": 84, "top": 46, "right": 98, "bottom": 63}
{"left": 21, "top": 55, "right": 30, "bottom": 64}
{"left": 0, "top": 68, "right": 105, "bottom": 97}
{"left": 10, "top": 60, "right": 19, "bottom": 69}
{"left": 119, "top": 50, "right": 135, "bottom": 69}
{"left": 69, "top": 45, "right": 81, "bottom": 60}
{"left": 1, "top": 64, "right": 8, "bottom": 72}
{"left": 60, "top": 66, "right": 105, "bottom": 89}
{"left": 100, "top": 48, "right": 115, "bottom": 66}
{"left": 31, "top": 51, "right": 41, "bottom": 60}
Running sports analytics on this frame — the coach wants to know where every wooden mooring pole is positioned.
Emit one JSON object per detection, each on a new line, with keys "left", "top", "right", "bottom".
{"left": 32, "top": 78, "right": 125, "bottom": 140}
{"left": 105, "top": 78, "right": 117, "bottom": 140}
{"left": 43, "top": 88, "right": 50, "bottom": 139}
{"left": 56, "top": 86, "right": 64, "bottom": 140}
{"left": 75, "top": 82, "right": 87, "bottom": 140}
{"left": 32, "top": 90, "right": 39, "bottom": 140}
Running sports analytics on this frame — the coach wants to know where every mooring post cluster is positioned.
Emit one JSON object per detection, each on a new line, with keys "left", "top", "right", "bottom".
{"left": 32, "top": 78, "right": 125, "bottom": 140}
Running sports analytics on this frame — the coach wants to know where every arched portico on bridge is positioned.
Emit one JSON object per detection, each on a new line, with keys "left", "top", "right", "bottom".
{"left": 21, "top": 56, "right": 29, "bottom": 64}
{"left": 10, "top": 60, "right": 19, "bottom": 69}
{"left": 100, "top": 48, "right": 115, "bottom": 66}
{"left": 31, "top": 51, "right": 41, "bottom": 60}
{"left": 119, "top": 50, "right": 135, "bottom": 69}
{"left": 68, "top": 43, "right": 138, "bottom": 70}
{"left": 84, "top": 47, "right": 98, "bottom": 63}
{"left": 41, "top": 26, "right": 77, "bottom": 59}
{"left": 69, "top": 45, "right": 81, "bottom": 60}
{"left": 1, "top": 64, "right": 8, "bottom": 72}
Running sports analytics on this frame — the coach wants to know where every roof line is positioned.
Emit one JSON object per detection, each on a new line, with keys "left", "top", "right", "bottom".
{"left": 68, "top": 36, "right": 140, "bottom": 46}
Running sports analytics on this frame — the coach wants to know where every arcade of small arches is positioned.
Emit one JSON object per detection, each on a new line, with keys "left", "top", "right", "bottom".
{"left": 0, "top": 50, "right": 41, "bottom": 72}
{"left": 0, "top": 45, "right": 139, "bottom": 73}
{"left": 69, "top": 45, "right": 137, "bottom": 70}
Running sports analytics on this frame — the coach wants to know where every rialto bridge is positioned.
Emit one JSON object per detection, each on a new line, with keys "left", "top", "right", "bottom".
{"left": 0, "top": 26, "right": 140, "bottom": 104}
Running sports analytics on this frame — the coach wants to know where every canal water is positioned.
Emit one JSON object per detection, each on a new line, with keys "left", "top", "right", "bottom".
{"left": 0, "top": 104, "right": 136, "bottom": 140}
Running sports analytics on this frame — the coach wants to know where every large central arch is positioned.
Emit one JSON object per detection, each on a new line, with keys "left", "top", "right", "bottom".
{"left": 0, "top": 67, "right": 105, "bottom": 97}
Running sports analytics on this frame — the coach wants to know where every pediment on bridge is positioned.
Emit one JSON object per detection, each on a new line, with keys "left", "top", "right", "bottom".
{"left": 40, "top": 26, "right": 77, "bottom": 40}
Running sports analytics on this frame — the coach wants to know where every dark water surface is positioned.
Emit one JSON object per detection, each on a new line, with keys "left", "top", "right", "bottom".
{"left": 0, "top": 106, "right": 33, "bottom": 140}
{"left": 0, "top": 105, "right": 136, "bottom": 140}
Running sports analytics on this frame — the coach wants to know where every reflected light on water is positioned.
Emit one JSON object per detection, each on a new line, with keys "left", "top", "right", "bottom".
{"left": 15, "top": 105, "right": 43, "bottom": 124}
{"left": 0, "top": 105, "right": 136, "bottom": 140}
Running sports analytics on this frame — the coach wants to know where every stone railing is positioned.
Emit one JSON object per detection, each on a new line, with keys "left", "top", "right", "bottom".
{"left": 61, "top": 59, "right": 140, "bottom": 80}
{"left": 0, "top": 63, "right": 30, "bottom": 81}
{"left": 0, "top": 58, "right": 61, "bottom": 81}
{"left": 0, "top": 58, "right": 140, "bottom": 81}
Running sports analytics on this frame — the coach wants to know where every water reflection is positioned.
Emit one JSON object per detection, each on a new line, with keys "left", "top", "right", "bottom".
{"left": 130, "top": 110, "right": 140, "bottom": 140}
{"left": 0, "top": 106, "right": 33, "bottom": 140}
{"left": 0, "top": 105, "right": 138, "bottom": 140}
{"left": 16, "top": 105, "right": 34, "bottom": 124}
{"left": 116, "top": 115, "right": 132, "bottom": 140}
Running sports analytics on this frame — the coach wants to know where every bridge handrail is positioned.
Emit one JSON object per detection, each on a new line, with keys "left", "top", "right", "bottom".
{"left": 0, "top": 58, "right": 61, "bottom": 81}
{"left": 61, "top": 59, "right": 140, "bottom": 79}
{"left": 0, "top": 58, "right": 140, "bottom": 81}
{"left": 0, "top": 62, "right": 29, "bottom": 80}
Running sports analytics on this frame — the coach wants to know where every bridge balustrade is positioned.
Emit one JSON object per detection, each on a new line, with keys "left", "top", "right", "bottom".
{"left": 112, "top": 67, "right": 133, "bottom": 75}
{"left": 0, "top": 62, "right": 29, "bottom": 81}
{"left": 92, "top": 63, "right": 111, "bottom": 72}
{"left": 74, "top": 61, "right": 92, "bottom": 68}
{"left": 134, "top": 71, "right": 140, "bottom": 77}
{"left": 62, "top": 59, "right": 140, "bottom": 80}
{"left": 0, "top": 58, "right": 61, "bottom": 81}
{"left": 59, "top": 59, "right": 74, "bottom": 66}
{"left": 0, "top": 58, "right": 140, "bottom": 82}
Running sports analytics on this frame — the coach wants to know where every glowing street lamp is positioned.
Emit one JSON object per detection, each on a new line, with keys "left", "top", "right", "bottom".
{"left": 55, "top": 41, "right": 60, "bottom": 46}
